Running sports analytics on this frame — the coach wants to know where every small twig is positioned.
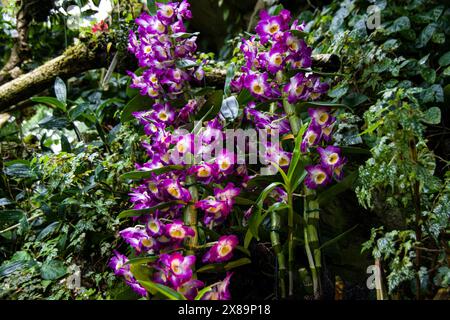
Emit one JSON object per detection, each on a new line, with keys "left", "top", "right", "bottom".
{"left": 0, "top": 212, "right": 44, "bottom": 234}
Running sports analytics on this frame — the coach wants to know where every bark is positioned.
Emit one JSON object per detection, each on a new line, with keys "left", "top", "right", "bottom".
{"left": 0, "top": 0, "right": 55, "bottom": 85}
{"left": 0, "top": 37, "right": 339, "bottom": 111}
{"left": 0, "top": 42, "right": 100, "bottom": 111}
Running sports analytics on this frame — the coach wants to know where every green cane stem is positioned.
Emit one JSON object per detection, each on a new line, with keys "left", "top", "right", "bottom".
{"left": 270, "top": 210, "right": 287, "bottom": 299}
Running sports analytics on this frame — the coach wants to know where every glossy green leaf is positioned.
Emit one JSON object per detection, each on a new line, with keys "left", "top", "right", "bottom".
{"left": 119, "top": 165, "right": 184, "bottom": 181}
{"left": 41, "top": 260, "right": 67, "bottom": 280}
{"left": 31, "top": 97, "right": 66, "bottom": 112}
{"left": 139, "top": 280, "right": 187, "bottom": 300}
{"left": 118, "top": 201, "right": 183, "bottom": 219}
{"left": 54, "top": 77, "right": 67, "bottom": 104}
{"left": 121, "top": 94, "right": 154, "bottom": 122}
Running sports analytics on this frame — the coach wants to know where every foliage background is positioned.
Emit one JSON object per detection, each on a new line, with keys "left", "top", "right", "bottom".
{"left": 0, "top": 0, "right": 448, "bottom": 300}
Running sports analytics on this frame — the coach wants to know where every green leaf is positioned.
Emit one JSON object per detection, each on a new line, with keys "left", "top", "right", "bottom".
{"left": 147, "top": 0, "right": 157, "bottom": 15}
{"left": 224, "top": 258, "right": 251, "bottom": 270}
{"left": 0, "top": 260, "right": 30, "bottom": 277}
{"left": 60, "top": 135, "right": 71, "bottom": 153}
{"left": 236, "top": 89, "right": 253, "bottom": 106}
{"left": 194, "top": 284, "right": 215, "bottom": 300}
{"left": 224, "top": 63, "right": 236, "bottom": 96}
{"left": 118, "top": 201, "right": 183, "bottom": 219}
{"left": 234, "top": 197, "right": 256, "bottom": 206}
{"left": 342, "top": 92, "right": 368, "bottom": 108}
{"left": 54, "top": 77, "right": 67, "bottom": 104}
{"left": 244, "top": 182, "right": 284, "bottom": 248}
{"left": 121, "top": 94, "right": 154, "bottom": 122}
{"left": 291, "top": 29, "right": 308, "bottom": 39}
{"left": 119, "top": 165, "right": 184, "bottom": 181}
{"left": 31, "top": 97, "right": 66, "bottom": 112}
{"left": 0, "top": 198, "right": 13, "bottom": 206}
{"left": 36, "top": 222, "right": 61, "bottom": 241}
{"left": 443, "top": 66, "right": 450, "bottom": 77}
{"left": 38, "top": 116, "right": 68, "bottom": 130}
{"left": 340, "top": 146, "right": 371, "bottom": 155}
{"left": 197, "top": 258, "right": 251, "bottom": 273}
{"left": 420, "top": 67, "right": 436, "bottom": 84}
{"left": 297, "top": 101, "right": 351, "bottom": 113}
{"left": 4, "top": 163, "right": 35, "bottom": 179}
{"left": 416, "top": 23, "right": 437, "bottom": 48}
{"left": 139, "top": 280, "right": 187, "bottom": 300}
{"left": 387, "top": 16, "right": 410, "bottom": 34}
{"left": 422, "top": 107, "right": 441, "bottom": 125}
{"left": 438, "top": 52, "right": 450, "bottom": 67}
{"left": 196, "top": 90, "right": 223, "bottom": 121}
{"left": 176, "top": 59, "right": 199, "bottom": 69}
{"left": 319, "top": 224, "right": 359, "bottom": 250}
{"left": 40, "top": 260, "right": 67, "bottom": 280}
{"left": 124, "top": 256, "right": 158, "bottom": 266}
{"left": 171, "top": 32, "right": 199, "bottom": 39}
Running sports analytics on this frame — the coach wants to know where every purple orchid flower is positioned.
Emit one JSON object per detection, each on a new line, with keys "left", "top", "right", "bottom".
{"left": 165, "top": 220, "right": 195, "bottom": 241}
{"left": 244, "top": 72, "right": 271, "bottom": 99}
{"left": 202, "top": 272, "right": 234, "bottom": 300}
{"left": 146, "top": 216, "right": 165, "bottom": 237}
{"left": 160, "top": 178, "right": 191, "bottom": 202}
{"left": 160, "top": 252, "right": 196, "bottom": 287}
{"left": 119, "top": 227, "right": 148, "bottom": 253}
{"left": 202, "top": 235, "right": 239, "bottom": 263}
{"left": 283, "top": 73, "right": 307, "bottom": 104}
{"left": 308, "top": 107, "right": 335, "bottom": 127}
{"left": 188, "top": 163, "right": 219, "bottom": 184}
{"left": 108, "top": 250, "right": 131, "bottom": 277}
{"left": 305, "top": 164, "right": 331, "bottom": 189}
{"left": 301, "top": 122, "right": 322, "bottom": 152}
{"left": 317, "top": 146, "right": 344, "bottom": 169}
{"left": 177, "top": 279, "right": 204, "bottom": 300}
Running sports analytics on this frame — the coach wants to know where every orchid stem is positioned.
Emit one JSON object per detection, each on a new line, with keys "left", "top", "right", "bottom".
{"left": 270, "top": 210, "right": 286, "bottom": 299}
{"left": 304, "top": 186, "right": 321, "bottom": 299}
{"left": 282, "top": 100, "right": 300, "bottom": 136}
{"left": 287, "top": 190, "right": 295, "bottom": 297}
{"left": 184, "top": 151, "right": 199, "bottom": 278}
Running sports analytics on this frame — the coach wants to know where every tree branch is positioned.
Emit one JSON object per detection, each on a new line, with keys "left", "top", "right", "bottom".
{"left": 0, "top": 34, "right": 340, "bottom": 112}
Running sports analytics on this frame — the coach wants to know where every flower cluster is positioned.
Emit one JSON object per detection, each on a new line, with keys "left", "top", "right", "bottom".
{"left": 110, "top": 2, "right": 238, "bottom": 300}
{"left": 231, "top": 9, "right": 328, "bottom": 103}
{"left": 109, "top": 250, "right": 147, "bottom": 297}
{"left": 127, "top": 1, "right": 203, "bottom": 100}
{"left": 302, "top": 107, "right": 347, "bottom": 189}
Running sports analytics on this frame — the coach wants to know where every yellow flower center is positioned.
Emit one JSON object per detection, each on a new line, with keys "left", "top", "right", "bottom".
{"left": 295, "top": 85, "right": 304, "bottom": 95}
{"left": 328, "top": 153, "right": 339, "bottom": 164}
{"left": 269, "top": 24, "right": 279, "bottom": 34}
{"left": 141, "top": 238, "right": 153, "bottom": 247}
{"left": 148, "top": 87, "right": 158, "bottom": 97}
{"left": 279, "top": 156, "right": 289, "bottom": 167}
{"left": 198, "top": 167, "right": 211, "bottom": 177}
{"left": 315, "top": 173, "right": 326, "bottom": 184}
{"left": 318, "top": 113, "right": 329, "bottom": 125}
{"left": 218, "top": 244, "right": 232, "bottom": 257}
{"left": 170, "top": 227, "right": 185, "bottom": 239}
{"left": 272, "top": 54, "right": 283, "bottom": 66}
{"left": 177, "top": 141, "right": 187, "bottom": 153}
{"left": 252, "top": 83, "right": 263, "bottom": 95}
{"left": 308, "top": 133, "right": 317, "bottom": 144}
{"left": 171, "top": 260, "right": 182, "bottom": 274}
{"left": 167, "top": 185, "right": 180, "bottom": 198}
{"left": 149, "top": 221, "right": 159, "bottom": 233}
{"left": 144, "top": 46, "right": 152, "bottom": 54}
{"left": 219, "top": 160, "right": 230, "bottom": 171}
{"left": 156, "top": 22, "right": 165, "bottom": 33}
{"left": 159, "top": 112, "right": 168, "bottom": 121}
